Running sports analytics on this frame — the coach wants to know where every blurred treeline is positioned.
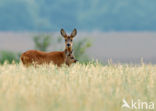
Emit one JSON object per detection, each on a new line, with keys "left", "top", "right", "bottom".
{"left": 0, "top": 35, "right": 92, "bottom": 64}
{"left": 0, "top": 0, "right": 156, "bottom": 31}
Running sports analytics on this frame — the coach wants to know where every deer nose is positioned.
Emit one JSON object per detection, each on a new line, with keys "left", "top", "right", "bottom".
{"left": 67, "top": 44, "right": 70, "bottom": 47}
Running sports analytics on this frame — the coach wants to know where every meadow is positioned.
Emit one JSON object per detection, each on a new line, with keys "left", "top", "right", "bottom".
{"left": 0, "top": 62, "right": 155, "bottom": 111}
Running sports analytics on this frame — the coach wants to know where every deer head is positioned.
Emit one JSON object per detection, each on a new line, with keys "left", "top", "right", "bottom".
{"left": 60, "top": 28, "right": 77, "bottom": 51}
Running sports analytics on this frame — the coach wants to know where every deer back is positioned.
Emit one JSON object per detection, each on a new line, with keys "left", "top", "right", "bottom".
{"left": 21, "top": 50, "right": 66, "bottom": 67}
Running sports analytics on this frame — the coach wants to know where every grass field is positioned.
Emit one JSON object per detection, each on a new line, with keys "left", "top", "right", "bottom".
{"left": 0, "top": 62, "right": 155, "bottom": 111}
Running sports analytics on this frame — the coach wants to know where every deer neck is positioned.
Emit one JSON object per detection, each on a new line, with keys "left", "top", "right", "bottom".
{"left": 64, "top": 47, "right": 72, "bottom": 56}
{"left": 64, "top": 48, "right": 71, "bottom": 66}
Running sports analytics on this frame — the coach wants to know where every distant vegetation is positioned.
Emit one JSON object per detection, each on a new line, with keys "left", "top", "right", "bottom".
{"left": 33, "top": 35, "right": 52, "bottom": 51}
{"left": 73, "top": 38, "right": 92, "bottom": 63}
{"left": 0, "top": 0, "right": 156, "bottom": 31}
{"left": 0, "top": 51, "right": 20, "bottom": 64}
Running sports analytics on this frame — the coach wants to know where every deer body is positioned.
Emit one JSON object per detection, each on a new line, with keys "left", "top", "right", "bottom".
{"left": 21, "top": 29, "right": 77, "bottom": 67}
{"left": 21, "top": 50, "right": 67, "bottom": 67}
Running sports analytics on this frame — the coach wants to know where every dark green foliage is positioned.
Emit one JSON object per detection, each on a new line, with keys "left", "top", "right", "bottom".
{"left": 33, "top": 35, "right": 51, "bottom": 51}
{"left": 0, "top": 51, "right": 20, "bottom": 64}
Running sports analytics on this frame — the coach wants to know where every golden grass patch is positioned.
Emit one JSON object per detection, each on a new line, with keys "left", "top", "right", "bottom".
{"left": 0, "top": 63, "right": 155, "bottom": 111}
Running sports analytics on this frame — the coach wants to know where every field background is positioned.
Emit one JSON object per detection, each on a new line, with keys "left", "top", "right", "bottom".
{"left": 0, "top": 32, "right": 156, "bottom": 64}
{"left": 0, "top": 63, "right": 155, "bottom": 111}
{"left": 0, "top": 0, "right": 156, "bottom": 111}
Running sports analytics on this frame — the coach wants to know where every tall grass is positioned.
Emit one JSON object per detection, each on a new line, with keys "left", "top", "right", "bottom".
{"left": 0, "top": 62, "right": 155, "bottom": 111}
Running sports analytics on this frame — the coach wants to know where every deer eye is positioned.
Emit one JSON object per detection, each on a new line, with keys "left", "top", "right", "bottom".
{"left": 65, "top": 39, "right": 67, "bottom": 42}
{"left": 71, "top": 39, "right": 72, "bottom": 42}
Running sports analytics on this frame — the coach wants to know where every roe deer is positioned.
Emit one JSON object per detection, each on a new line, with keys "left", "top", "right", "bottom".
{"left": 21, "top": 28, "right": 78, "bottom": 67}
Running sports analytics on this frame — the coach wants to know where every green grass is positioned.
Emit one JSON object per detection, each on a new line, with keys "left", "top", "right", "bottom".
{"left": 0, "top": 62, "right": 155, "bottom": 111}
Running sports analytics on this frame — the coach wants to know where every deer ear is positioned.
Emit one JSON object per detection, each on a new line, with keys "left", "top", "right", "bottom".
{"left": 71, "top": 28, "right": 77, "bottom": 38}
{"left": 60, "top": 29, "right": 67, "bottom": 38}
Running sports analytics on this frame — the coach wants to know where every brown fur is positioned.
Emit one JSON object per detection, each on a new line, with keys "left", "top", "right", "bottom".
{"left": 21, "top": 50, "right": 68, "bottom": 67}
{"left": 21, "top": 28, "right": 77, "bottom": 67}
